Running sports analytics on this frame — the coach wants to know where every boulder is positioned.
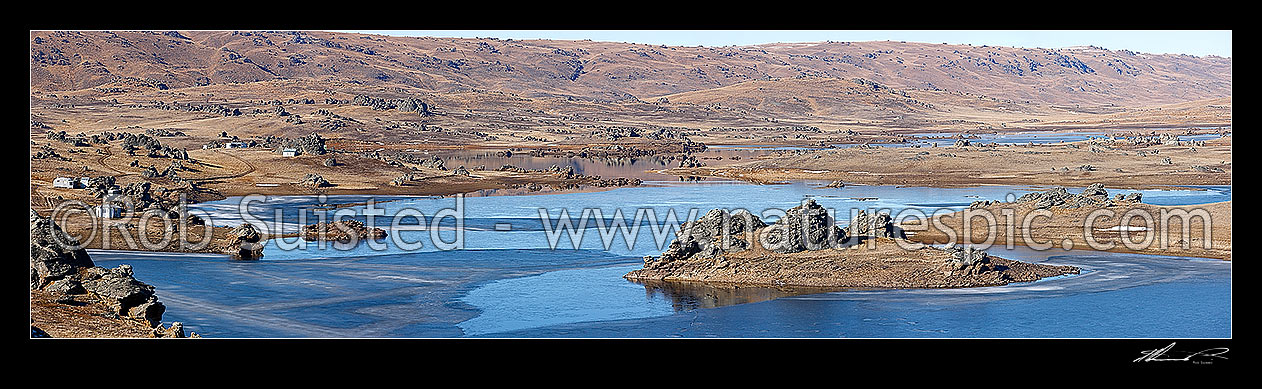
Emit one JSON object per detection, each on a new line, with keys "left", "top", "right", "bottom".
{"left": 79, "top": 265, "right": 166, "bottom": 327}
{"left": 760, "top": 199, "right": 846, "bottom": 253}
{"left": 420, "top": 156, "right": 447, "bottom": 170}
{"left": 942, "top": 244, "right": 994, "bottom": 275}
{"left": 153, "top": 322, "right": 187, "bottom": 338}
{"left": 848, "top": 209, "right": 905, "bottom": 239}
{"left": 296, "top": 173, "right": 331, "bottom": 188}
{"left": 30, "top": 210, "right": 94, "bottom": 289}
{"left": 652, "top": 233, "right": 702, "bottom": 266}
{"left": 46, "top": 278, "right": 86, "bottom": 295}
{"left": 226, "top": 223, "right": 265, "bottom": 260}
{"left": 1014, "top": 184, "right": 1140, "bottom": 209}
{"left": 301, "top": 219, "right": 387, "bottom": 242}
{"left": 681, "top": 208, "right": 767, "bottom": 252}
{"left": 1082, "top": 183, "right": 1108, "bottom": 197}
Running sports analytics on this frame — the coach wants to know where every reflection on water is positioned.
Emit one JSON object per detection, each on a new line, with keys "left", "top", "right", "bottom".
{"left": 635, "top": 279, "right": 861, "bottom": 311}
{"left": 162, "top": 181, "right": 1231, "bottom": 338}
{"left": 486, "top": 248, "right": 1230, "bottom": 338}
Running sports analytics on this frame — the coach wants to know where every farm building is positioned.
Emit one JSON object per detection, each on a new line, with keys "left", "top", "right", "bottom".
{"left": 52, "top": 177, "right": 80, "bottom": 189}
{"left": 92, "top": 204, "right": 123, "bottom": 219}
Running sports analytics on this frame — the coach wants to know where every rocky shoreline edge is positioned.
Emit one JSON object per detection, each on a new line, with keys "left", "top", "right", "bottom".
{"left": 30, "top": 210, "right": 195, "bottom": 338}
{"left": 624, "top": 199, "right": 1080, "bottom": 289}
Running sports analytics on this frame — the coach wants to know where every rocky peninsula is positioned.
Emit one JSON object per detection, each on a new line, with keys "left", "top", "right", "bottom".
{"left": 625, "top": 199, "right": 1079, "bottom": 289}
{"left": 30, "top": 210, "right": 194, "bottom": 338}
{"left": 905, "top": 184, "right": 1232, "bottom": 260}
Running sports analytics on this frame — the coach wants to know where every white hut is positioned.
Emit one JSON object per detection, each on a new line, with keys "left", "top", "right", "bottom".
{"left": 282, "top": 148, "right": 299, "bottom": 157}
{"left": 92, "top": 204, "right": 122, "bottom": 219}
{"left": 53, "top": 177, "right": 79, "bottom": 189}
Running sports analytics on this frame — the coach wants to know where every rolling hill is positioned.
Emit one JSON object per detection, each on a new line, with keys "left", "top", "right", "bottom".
{"left": 32, "top": 30, "right": 1231, "bottom": 107}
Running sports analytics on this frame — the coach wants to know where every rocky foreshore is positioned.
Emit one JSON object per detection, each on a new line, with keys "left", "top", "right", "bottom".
{"left": 624, "top": 199, "right": 1079, "bottom": 289}
{"left": 907, "top": 184, "right": 1232, "bottom": 260}
{"left": 30, "top": 210, "right": 194, "bottom": 338}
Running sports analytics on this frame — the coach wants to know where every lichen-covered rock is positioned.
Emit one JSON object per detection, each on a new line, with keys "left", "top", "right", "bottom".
{"left": 226, "top": 223, "right": 265, "bottom": 260}
{"left": 759, "top": 199, "right": 846, "bottom": 253}
{"left": 153, "top": 322, "right": 186, "bottom": 338}
{"left": 301, "top": 219, "right": 387, "bottom": 243}
{"left": 296, "top": 173, "right": 331, "bottom": 188}
{"left": 941, "top": 243, "right": 996, "bottom": 276}
{"left": 420, "top": 156, "right": 447, "bottom": 170}
{"left": 848, "top": 209, "right": 905, "bottom": 239}
{"left": 31, "top": 210, "right": 173, "bottom": 329}
{"left": 681, "top": 208, "right": 767, "bottom": 249}
{"left": 46, "top": 278, "right": 86, "bottom": 295}
{"left": 1014, "top": 184, "right": 1141, "bottom": 209}
{"left": 30, "top": 210, "right": 94, "bottom": 289}
{"left": 265, "top": 132, "right": 327, "bottom": 155}
{"left": 79, "top": 264, "right": 166, "bottom": 326}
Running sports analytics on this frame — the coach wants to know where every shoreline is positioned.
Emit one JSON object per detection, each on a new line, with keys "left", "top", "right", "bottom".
{"left": 39, "top": 180, "right": 1231, "bottom": 261}
{"left": 625, "top": 237, "right": 1082, "bottom": 290}
{"left": 903, "top": 200, "right": 1232, "bottom": 261}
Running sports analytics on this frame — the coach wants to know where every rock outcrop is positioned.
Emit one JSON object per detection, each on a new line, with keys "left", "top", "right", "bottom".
{"left": 625, "top": 200, "right": 1079, "bottom": 289}
{"left": 420, "top": 156, "right": 447, "bottom": 170}
{"left": 30, "top": 210, "right": 94, "bottom": 290}
{"left": 848, "top": 209, "right": 905, "bottom": 239}
{"left": 350, "top": 94, "right": 432, "bottom": 115}
{"left": 225, "top": 223, "right": 265, "bottom": 260}
{"left": 645, "top": 199, "right": 849, "bottom": 270}
{"left": 664, "top": 208, "right": 769, "bottom": 263}
{"left": 759, "top": 199, "right": 848, "bottom": 253}
{"left": 30, "top": 210, "right": 186, "bottom": 336}
{"left": 301, "top": 219, "right": 387, "bottom": 243}
{"left": 296, "top": 173, "right": 331, "bottom": 188}
{"left": 1014, "top": 183, "right": 1142, "bottom": 209}
{"left": 264, "top": 132, "right": 327, "bottom": 156}
{"left": 78, "top": 264, "right": 166, "bottom": 326}
{"left": 940, "top": 242, "right": 996, "bottom": 276}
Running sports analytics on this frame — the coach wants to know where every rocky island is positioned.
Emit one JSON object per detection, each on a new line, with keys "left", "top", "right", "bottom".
{"left": 625, "top": 199, "right": 1079, "bottom": 289}
{"left": 301, "top": 219, "right": 388, "bottom": 242}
